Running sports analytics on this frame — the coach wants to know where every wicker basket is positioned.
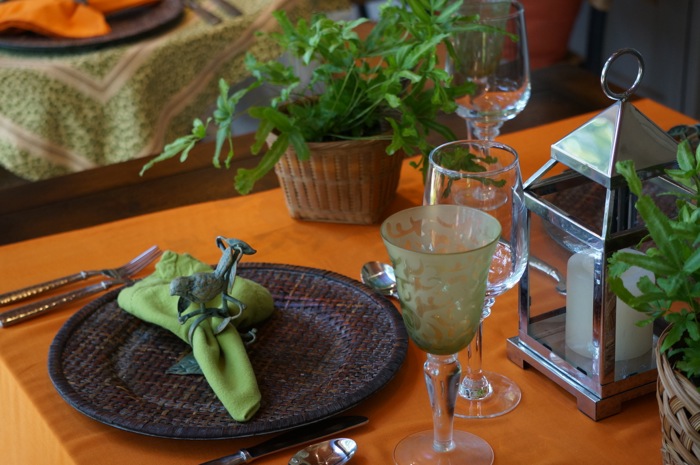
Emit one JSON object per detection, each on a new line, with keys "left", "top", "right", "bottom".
{"left": 272, "top": 136, "right": 404, "bottom": 224}
{"left": 657, "top": 328, "right": 700, "bottom": 465}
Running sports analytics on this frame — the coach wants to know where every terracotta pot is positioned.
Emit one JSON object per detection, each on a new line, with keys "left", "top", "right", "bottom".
{"left": 520, "top": 0, "right": 583, "bottom": 69}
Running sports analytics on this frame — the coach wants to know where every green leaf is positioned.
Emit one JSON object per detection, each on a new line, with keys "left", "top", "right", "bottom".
{"left": 678, "top": 138, "right": 695, "bottom": 171}
{"left": 662, "top": 322, "right": 686, "bottom": 352}
{"left": 234, "top": 133, "right": 288, "bottom": 195}
{"left": 615, "top": 160, "right": 643, "bottom": 196}
{"left": 684, "top": 246, "right": 700, "bottom": 274}
{"left": 635, "top": 196, "right": 687, "bottom": 269}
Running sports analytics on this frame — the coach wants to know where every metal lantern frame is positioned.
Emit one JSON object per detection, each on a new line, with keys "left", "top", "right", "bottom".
{"left": 506, "top": 49, "right": 682, "bottom": 420}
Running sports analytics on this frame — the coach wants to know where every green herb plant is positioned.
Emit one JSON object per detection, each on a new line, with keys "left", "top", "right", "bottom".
{"left": 141, "top": 0, "right": 484, "bottom": 194}
{"left": 608, "top": 139, "right": 700, "bottom": 381}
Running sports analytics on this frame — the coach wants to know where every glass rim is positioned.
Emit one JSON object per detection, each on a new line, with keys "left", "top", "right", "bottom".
{"left": 461, "top": 0, "right": 525, "bottom": 21}
{"left": 379, "top": 204, "right": 501, "bottom": 255}
{"left": 428, "top": 139, "right": 520, "bottom": 178}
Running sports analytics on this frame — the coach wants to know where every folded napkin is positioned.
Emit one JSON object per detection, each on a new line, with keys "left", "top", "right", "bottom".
{"left": 117, "top": 251, "right": 274, "bottom": 422}
{"left": 0, "top": 0, "right": 161, "bottom": 39}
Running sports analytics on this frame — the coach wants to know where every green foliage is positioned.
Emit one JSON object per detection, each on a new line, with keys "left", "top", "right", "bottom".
{"left": 141, "top": 0, "right": 481, "bottom": 194}
{"left": 608, "top": 139, "right": 700, "bottom": 380}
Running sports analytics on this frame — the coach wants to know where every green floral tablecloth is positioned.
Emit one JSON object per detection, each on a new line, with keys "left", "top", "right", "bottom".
{"left": 0, "top": 0, "right": 350, "bottom": 180}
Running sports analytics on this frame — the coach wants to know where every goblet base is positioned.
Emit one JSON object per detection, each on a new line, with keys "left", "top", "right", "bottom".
{"left": 393, "top": 429, "right": 494, "bottom": 465}
{"left": 455, "top": 370, "right": 522, "bottom": 419}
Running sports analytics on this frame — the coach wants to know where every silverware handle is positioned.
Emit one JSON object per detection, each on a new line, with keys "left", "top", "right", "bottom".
{"left": 0, "top": 271, "right": 95, "bottom": 306}
{"left": 0, "top": 281, "right": 114, "bottom": 328}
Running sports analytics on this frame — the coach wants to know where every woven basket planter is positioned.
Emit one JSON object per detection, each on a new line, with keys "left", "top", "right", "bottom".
{"left": 657, "top": 328, "right": 700, "bottom": 465}
{"left": 272, "top": 136, "right": 404, "bottom": 224}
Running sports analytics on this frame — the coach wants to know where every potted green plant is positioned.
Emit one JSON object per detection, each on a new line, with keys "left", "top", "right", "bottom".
{"left": 140, "top": 0, "right": 481, "bottom": 223}
{"left": 608, "top": 138, "right": 700, "bottom": 465}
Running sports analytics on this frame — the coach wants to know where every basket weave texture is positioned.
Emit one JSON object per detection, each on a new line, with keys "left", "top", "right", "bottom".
{"left": 657, "top": 328, "right": 700, "bottom": 465}
{"left": 273, "top": 137, "right": 403, "bottom": 224}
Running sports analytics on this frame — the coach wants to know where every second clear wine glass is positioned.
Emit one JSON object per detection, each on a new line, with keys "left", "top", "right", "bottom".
{"left": 448, "top": 1, "right": 530, "bottom": 140}
{"left": 424, "top": 140, "right": 527, "bottom": 419}
{"left": 381, "top": 204, "right": 501, "bottom": 465}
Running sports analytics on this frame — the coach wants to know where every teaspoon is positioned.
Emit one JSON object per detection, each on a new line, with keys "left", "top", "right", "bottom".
{"left": 289, "top": 438, "right": 357, "bottom": 465}
{"left": 529, "top": 257, "right": 567, "bottom": 295}
{"left": 360, "top": 261, "right": 397, "bottom": 298}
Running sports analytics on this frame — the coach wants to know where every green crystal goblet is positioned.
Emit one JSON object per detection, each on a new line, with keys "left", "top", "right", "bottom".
{"left": 381, "top": 204, "right": 500, "bottom": 465}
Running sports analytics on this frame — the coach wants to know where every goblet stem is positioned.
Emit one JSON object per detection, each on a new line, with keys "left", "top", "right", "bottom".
{"left": 472, "top": 121, "right": 503, "bottom": 140}
{"left": 456, "top": 297, "right": 522, "bottom": 419}
{"left": 466, "top": 119, "right": 474, "bottom": 140}
{"left": 425, "top": 353, "right": 461, "bottom": 453}
{"left": 460, "top": 301, "right": 493, "bottom": 401}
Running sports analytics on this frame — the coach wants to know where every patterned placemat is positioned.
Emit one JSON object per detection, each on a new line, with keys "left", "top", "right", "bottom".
{"left": 48, "top": 262, "right": 408, "bottom": 439}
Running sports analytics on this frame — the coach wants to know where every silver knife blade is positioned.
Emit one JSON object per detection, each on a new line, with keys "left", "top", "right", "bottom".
{"left": 200, "top": 415, "right": 368, "bottom": 464}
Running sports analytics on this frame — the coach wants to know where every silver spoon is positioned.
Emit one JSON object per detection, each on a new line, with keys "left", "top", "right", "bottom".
{"left": 529, "top": 256, "right": 567, "bottom": 295}
{"left": 288, "top": 438, "right": 357, "bottom": 465}
{"left": 360, "top": 261, "right": 397, "bottom": 298}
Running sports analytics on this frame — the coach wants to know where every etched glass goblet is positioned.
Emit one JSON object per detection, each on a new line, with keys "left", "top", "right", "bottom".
{"left": 424, "top": 140, "right": 527, "bottom": 419}
{"left": 381, "top": 204, "right": 500, "bottom": 465}
{"left": 447, "top": 1, "right": 530, "bottom": 140}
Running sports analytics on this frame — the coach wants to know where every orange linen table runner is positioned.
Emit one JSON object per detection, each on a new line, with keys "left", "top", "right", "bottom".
{"left": 0, "top": 99, "right": 696, "bottom": 465}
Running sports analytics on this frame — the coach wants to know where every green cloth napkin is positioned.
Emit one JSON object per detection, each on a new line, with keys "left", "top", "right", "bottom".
{"left": 117, "top": 251, "right": 274, "bottom": 422}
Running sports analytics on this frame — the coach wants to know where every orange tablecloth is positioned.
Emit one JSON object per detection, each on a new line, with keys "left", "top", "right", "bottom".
{"left": 0, "top": 99, "right": 696, "bottom": 465}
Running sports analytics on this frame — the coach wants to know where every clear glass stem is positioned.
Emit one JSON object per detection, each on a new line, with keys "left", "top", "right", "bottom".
{"left": 424, "top": 353, "right": 461, "bottom": 453}
{"left": 466, "top": 119, "right": 474, "bottom": 140}
{"left": 460, "top": 299, "right": 494, "bottom": 401}
{"left": 471, "top": 121, "right": 503, "bottom": 140}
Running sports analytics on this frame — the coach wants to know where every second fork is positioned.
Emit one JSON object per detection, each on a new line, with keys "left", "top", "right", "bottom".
{"left": 0, "top": 245, "right": 161, "bottom": 306}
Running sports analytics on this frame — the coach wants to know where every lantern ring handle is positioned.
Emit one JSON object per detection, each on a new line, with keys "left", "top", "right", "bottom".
{"left": 600, "top": 48, "right": 644, "bottom": 102}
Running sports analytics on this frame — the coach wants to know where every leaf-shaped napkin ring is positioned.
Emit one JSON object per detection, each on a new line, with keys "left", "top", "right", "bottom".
{"left": 170, "top": 236, "right": 256, "bottom": 344}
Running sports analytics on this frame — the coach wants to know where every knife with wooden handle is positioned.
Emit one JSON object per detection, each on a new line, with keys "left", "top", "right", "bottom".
{"left": 200, "top": 415, "right": 368, "bottom": 464}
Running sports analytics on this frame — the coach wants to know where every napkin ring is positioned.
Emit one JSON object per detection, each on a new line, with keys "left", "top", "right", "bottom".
{"left": 170, "top": 237, "right": 257, "bottom": 344}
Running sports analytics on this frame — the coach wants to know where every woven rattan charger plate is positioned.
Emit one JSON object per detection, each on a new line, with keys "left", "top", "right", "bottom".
{"left": 48, "top": 263, "right": 408, "bottom": 439}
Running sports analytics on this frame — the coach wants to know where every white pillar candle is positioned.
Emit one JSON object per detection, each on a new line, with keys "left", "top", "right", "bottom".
{"left": 565, "top": 251, "right": 597, "bottom": 358}
{"left": 614, "top": 253, "right": 654, "bottom": 360}
{"left": 565, "top": 249, "right": 654, "bottom": 361}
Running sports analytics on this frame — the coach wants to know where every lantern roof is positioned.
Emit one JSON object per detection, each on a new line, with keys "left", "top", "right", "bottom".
{"left": 550, "top": 49, "right": 678, "bottom": 189}
{"left": 524, "top": 49, "right": 681, "bottom": 242}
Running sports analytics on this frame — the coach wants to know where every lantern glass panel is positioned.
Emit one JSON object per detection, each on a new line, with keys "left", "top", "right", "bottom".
{"left": 523, "top": 165, "right": 684, "bottom": 385}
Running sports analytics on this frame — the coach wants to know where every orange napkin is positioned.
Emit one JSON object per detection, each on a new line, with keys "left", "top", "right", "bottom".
{"left": 0, "top": 0, "right": 161, "bottom": 39}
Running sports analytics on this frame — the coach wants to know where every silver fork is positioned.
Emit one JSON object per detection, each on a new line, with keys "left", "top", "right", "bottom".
{"left": 0, "top": 247, "right": 162, "bottom": 328}
{"left": 0, "top": 245, "right": 162, "bottom": 307}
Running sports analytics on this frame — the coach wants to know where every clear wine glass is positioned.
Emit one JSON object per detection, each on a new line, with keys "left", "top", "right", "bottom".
{"left": 424, "top": 140, "right": 527, "bottom": 419}
{"left": 381, "top": 204, "right": 501, "bottom": 465}
{"left": 448, "top": 1, "right": 530, "bottom": 140}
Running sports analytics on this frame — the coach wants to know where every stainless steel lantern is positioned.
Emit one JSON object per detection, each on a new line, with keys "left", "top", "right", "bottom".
{"left": 506, "top": 49, "right": 682, "bottom": 420}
